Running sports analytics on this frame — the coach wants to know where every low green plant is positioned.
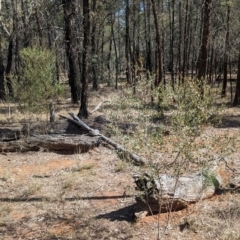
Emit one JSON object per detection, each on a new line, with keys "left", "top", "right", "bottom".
{"left": 157, "top": 79, "right": 221, "bottom": 135}
{"left": 202, "top": 168, "right": 220, "bottom": 189}
{"left": 13, "top": 46, "right": 65, "bottom": 115}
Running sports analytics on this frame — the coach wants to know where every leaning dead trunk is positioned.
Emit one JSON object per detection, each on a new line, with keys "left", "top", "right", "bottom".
{"left": 68, "top": 112, "right": 146, "bottom": 165}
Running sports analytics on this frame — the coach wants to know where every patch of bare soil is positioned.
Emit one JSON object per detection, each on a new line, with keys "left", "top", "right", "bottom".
{"left": 1, "top": 130, "right": 240, "bottom": 240}
{"left": 1, "top": 87, "right": 240, "bottom": 239}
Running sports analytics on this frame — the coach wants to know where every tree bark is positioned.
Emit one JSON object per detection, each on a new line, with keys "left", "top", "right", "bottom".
{"left": 221, "top": 1, "right": 230, "bottom": 97}
{"left": 110, "top": 14, "right": 119, "bottom": 90}
{"left": 78, "top": 0, "right": 90, "bottom": 118}
{"left": 21, "top": 0, "right": 29, "bottom": 48}
{"left": 91, "top": 0, "right": 98, "bottom": 91}
{"left": 233, "top": 51, "right": 240, "bottom": 106}
{"left": 62, "top": 0, "right": 81, "bottom": 103}
{"left": 178, "top": 0, "right": 182, "bottom": 83}
{"left": 197, "top": 0, "right": 212, "bottom": 90}
{"left": 151, "top": 0, "right": 163, "bottom": 87}
{"left": 169, "top": 0, "right": 175, "bottom": 87}
{"left": 0, "top": 53, "right": 5, "bottom": 100}
{"left": 34, "top": 0, "right": 43, "bottom": 47}
{"left": 125, "top": 0, "right": 132, "bottom": 85}
{"left": 5, "top": 38, "right": 14, "bottom": 98}
{"left": 182, "top": 0, "right": 189, "bottom": 81}
{"left": 0, "top": 134, "right": 100, "bottom": 153}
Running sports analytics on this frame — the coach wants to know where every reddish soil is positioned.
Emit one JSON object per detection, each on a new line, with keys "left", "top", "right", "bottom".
{"left": 1, "top": 90, "right": 240, "bottom": 239}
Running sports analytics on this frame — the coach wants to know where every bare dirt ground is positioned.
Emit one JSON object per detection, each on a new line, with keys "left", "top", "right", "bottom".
{"left": 1, "top": 84, "right": 240, "bottom": 240}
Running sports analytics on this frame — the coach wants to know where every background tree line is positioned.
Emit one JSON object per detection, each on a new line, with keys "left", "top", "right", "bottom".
{"left": 0, "top": 0, "right": 240, "bottom": 118}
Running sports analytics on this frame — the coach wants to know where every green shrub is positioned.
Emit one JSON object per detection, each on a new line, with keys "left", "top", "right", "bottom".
{"left": 157, "top": 79, "right": 221, "bottom": 135}
{"left": 14, "top": 46, "right": 64, "bottom": 114}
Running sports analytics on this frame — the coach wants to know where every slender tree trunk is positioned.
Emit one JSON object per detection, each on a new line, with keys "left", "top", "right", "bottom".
{"left": 79, "top": 0, "right": 90, "bottom": 118}
{"left": 46, "top": 10, "right": 53, "bottom": 49}
{"left": 110, "top": 14, "right": 119, "bottom": 90}
{"left": 233, "top": 51, "right": 240, "bottom": 106}
{"left": 182, "top": 0, "right": 189, "bottom": 81}
{"left": 5, "top": 38, "right": 14, "bottom": 98}
{"left": 178, "top": 0, "right": 182, "bottom": 83}
{"left": 0, "top": 53, "right": 5, "bottom": 100}
{"left": 221, "top": 1, "right": 230, "bottom": 97}
{"left": 209, "top": 47, "right": 214, "bottom": 85}
{"left": 170, "top": 0, "right": 175, "bottom": 88}
{"left": 11, "top": 0, "right": 19, "bottom": 75}
{"left": 21, "top": 0, "right": 29, "bottom": 47}
{"left": 107, "top": 33, "right": 112, "bottom": 87}
{"left": 125, "top": 0, "right": 132, "bottom": 85}
{"left": 0, "top": 1, "right": 4, "bottom": 100}
{"left": 34, "top": 0, "right": 43, "bottom": 47}
{"left": 151, "top": 0, "right": 163, "bottom": 87}
{"left": 132, "top": 0, "right": 137, "bottom": 93}
{"left": 144, "top": 0, "right": 153, "bottom": 103}
{"left": 91, "top": 0, "right": 98, "bottom": 90}
{"left": 197, "top": 0, "right": 212, "bottom": 88}
{"left": 52, "top": 4, "right": 60, "bottom": 83}
{"left": 62, "top": 0, "right": 81, "bottom": 103}
{"left": 144, "top": 0, "right": 152, "bottom": 75}
{"left": 101, "top": 29, "right": 105, "bottom": 83}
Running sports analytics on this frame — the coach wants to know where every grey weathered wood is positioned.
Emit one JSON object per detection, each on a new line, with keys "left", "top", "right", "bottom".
{"left": 0, "top": 134, "right": 100, "bottom": 152}
{"left": 133, "top": 167, "right": 224, "bottom": 215}
{"left": 67, "top": 112, "right": 146, "bottom": 165}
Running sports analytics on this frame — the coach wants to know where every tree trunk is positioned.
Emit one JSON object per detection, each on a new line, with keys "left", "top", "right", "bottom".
{"left": 182, "top": 0, "right": 189, "bottom": 81}
{"left": 5, "top": 38, "right": 14, "bottom": 98}
{"left": 62, "top": 0, "right": 81, "bottom": 103}
{"left": 0, "top": 53, "right": 5, "bottom": 100}
{"left": 91, "top": 0, "right": 98, "bottom": 91}
{"left": 151, "top": 0, "right": 163, "bottom": 87}
{"left": 170, "top": 0, "right": 175, "bottom": 87}
{"left": 221, "top": 1, "right": 230, "bottom": 97}
{"left": 107, "top": 33, "right": 112, "bottom": 87}
{"left": 21, "top": 0, "right": 29, "bottom": 48}
{"left": 143, "top": 0, "right": 153, "bottom": 99}
{"left": 125, "top": 0, "right": 132, "bottom": 85}
{"left": 178, "top": 0, "right": 182, "bottom": 83}
{"left": 34, "top": 0, "right": 43, "bottom": 48}
{"left": 233, "top": 51, "right": 240, "bottom": 106}
{"left": 78, "top": 0, "right": 90, "bottom": 118}
{"left": 110, "top": 14, "right": 119, "bottom": 90}
{"left": 197, "top": 0, "right": 212, "bottom": 94}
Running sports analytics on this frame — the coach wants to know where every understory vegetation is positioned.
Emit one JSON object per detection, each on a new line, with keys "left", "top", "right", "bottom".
{"left": 0, "top": 79, "right": 239, "bottom": 239}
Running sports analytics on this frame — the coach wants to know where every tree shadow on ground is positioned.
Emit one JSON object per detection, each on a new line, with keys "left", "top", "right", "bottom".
{"left": 216, "top": 115, "right": 240, "bottom": 128}
{"left": 0, "top": 195, "right": 134, "bottom": 203}
{"left": 96, "top": 204, "right": 136, "bottom": 222}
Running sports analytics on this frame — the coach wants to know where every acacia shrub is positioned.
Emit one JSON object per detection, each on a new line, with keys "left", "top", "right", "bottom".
{"left": 14, "top": 46, "right": 64, "bottom": 114}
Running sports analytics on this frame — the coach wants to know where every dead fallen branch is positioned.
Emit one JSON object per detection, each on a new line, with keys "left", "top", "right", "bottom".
{"left": 68, "top": 112, "right": 146, "bottom": 166}
{"left": 0, "top": 134, "right": 100, "bottom": 153}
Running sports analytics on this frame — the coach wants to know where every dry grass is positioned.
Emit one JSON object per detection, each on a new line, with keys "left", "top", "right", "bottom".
{"left": 1, "top": 82, "right": 240, "bottom": 239}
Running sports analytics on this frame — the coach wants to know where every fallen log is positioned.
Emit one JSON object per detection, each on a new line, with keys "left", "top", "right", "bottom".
{"left": 67, "top": 112, "right": 146, "bottom": 165}
{"left": 133, "top": 164, "right": 231, "bottom": 218}
{"left": 0, "top": 134, "right": 100, "bottom": 153}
